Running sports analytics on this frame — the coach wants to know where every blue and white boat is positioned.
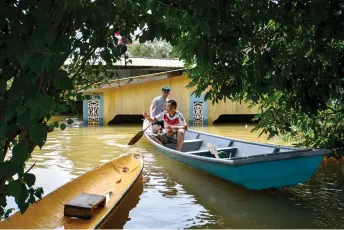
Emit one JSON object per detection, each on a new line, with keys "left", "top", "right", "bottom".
{"left": 143, "top": 120, "right": 330, "bottom": 190}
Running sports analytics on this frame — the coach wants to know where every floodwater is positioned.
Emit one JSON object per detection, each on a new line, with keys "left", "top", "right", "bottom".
{"left": 7, "top": 122, "right": 344, "bottom": 228}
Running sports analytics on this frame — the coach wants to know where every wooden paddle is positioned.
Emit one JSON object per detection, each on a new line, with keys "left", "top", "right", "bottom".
{"left": 207, "top": 143, "right": 220, "bottom": 159}
{"left": 127, "top": 122, "right": 152, "bottom": 145}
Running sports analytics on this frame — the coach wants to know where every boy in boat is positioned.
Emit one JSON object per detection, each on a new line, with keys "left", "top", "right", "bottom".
{"left": 143, "top": 99, "right": 188, "bottom": 151}
{"left": 149, "top": 86, "right": 170, "bottom": 129}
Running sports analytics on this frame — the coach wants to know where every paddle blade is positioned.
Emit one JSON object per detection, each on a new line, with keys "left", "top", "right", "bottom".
{"left": 207, "top": 143, "right": 220, "bottom": 158}
{"left": 128, "top": 131, "right": 144, "bottom": 145}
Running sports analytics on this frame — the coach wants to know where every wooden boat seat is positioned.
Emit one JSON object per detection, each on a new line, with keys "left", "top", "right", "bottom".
{"left": 64, "top": 192, "right": 106, "bottom": 219}
{"left": 165, "top": 139, "right": 204, "bottom": 152}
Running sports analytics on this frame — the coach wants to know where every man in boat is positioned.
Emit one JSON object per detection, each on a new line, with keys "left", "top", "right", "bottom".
{"left": 143, "top": 99, "right": 188, "bottom": 151}
{"left": 149, "top": 86, "right": 170, "bottom": 129}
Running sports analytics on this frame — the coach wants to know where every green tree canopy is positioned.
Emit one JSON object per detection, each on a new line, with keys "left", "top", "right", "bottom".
{"left": 127, "top": 39, "right": 178, "bottom": 58}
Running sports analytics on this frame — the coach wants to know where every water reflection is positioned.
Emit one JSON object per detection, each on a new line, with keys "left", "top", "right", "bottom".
{"left": 5, "top": 123, "right": 344, "bottom": 229}
{"left": 99, "top": 175, "right": 144, "bottom": 229}
{"left": 122, "top": 146, "right": 216, "bottom": 229}
{"left": 285, "top": 162, "right": 344, "bottom": 228}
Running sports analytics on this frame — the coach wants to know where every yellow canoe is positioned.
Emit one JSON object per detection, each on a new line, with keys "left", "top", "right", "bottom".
{"left": 0, "top": 152, "right": 144, "bottom": 229}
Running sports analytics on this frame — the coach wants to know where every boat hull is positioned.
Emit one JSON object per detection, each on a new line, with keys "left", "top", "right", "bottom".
{"left": 157, "top": 146, "right": 322, "bottom": 190}
{"left": 0, "top": 152, "right": 144, "bottom": 229}
{"left": 144, "top": 121, "right": 328, "bottom": 190}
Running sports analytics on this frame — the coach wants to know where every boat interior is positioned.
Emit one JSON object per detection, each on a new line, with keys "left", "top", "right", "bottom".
{"left": 148, "top": 130, "right": 310, "bottom": 160}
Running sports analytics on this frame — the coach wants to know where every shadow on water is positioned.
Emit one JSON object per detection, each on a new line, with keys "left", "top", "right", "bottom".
{"left": 99, "top": 174, "right": 144, "bottom": 229}
{"left": 151, "top": 149, "right": 321, "bottom": 229}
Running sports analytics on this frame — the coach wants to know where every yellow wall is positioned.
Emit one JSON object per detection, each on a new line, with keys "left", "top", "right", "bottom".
{"left": 91, "top": 74, "right": 259, "bottom": 125}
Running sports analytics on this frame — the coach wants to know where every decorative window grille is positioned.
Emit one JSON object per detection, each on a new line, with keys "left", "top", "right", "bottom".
{"left": 193, "top": 102, "right": 203, "bottom": 125}
{"left": 88, "top": 100, "right": 100, "bottom": 126}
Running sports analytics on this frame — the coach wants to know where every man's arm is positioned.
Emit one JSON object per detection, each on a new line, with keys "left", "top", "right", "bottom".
{"left": 149, "top": 98, "right": 157, "bottom": 117}
{"left": 143, "top": 111, "right": 156, "bottom": 123}
{"left": 143, "top": 111, "right": 163, "bottom": 123}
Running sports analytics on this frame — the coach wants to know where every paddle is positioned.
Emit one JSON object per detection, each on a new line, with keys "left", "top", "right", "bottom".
{"left": 127, "top": 122, "right": 152, "bottom": 145}
{"left": 207, "top": 143, "right": 220, "bottom": 159}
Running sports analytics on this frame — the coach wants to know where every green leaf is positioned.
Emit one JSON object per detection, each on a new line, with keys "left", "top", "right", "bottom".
{"left": 35, "top": 94, "right": 55, "bottom": 113}
{"left": 17, "top": 108, "right": 32, "bottom": 128}
{"left": 0, "top": 121, "right": 7, "bottom": 138}
{"left": 6, "top": 35, "right": 20, "bottom": 57}
{"left": 0, "top": 79, "right": 6, "bottom": 93}
{"left": 34, "top": 187, "right": 44, "bottom": 200}
{"left": 47, "top": 124, "right": 54, "bottom": 132}
{"left": 23, "top": 173, "right": 36, "bottom": 187}
{"left": 0, "top": 161, "right": 18, "bottom": 178}
{"left": 29, "top": 123, "right": 47, "bottom": 148}
{"left": 54, "top": 121, "right": 60, "bottom": 128}
{"left": 17, "top": 105, "right": 26, "bottom": 116}
{"left": 59, "top": 34, "right": 72, "bottom": 54}
{"left": 1, "top": 66, "right": 16, "bottom": 81}
{"left": 11, "top": 139, "right": 29, "bottom": 165}
{"left": 60, "top": 123, "right": 66, "bottom": 131}
{"left": 18, "top": 183, "right": 29, "bottom": 214}
{"left": 19, "top": 202, "right": 29, "bottom": 214}
{"left": 5, "top": 180, "right": 21, "bottom": 198}
{"left": 52, "top": 70, "right": 73, "bottom": 90}
{"left": 29, "top": 56, "right": 45, "bottom": 75}
{"left": 30, "top": 107, "right": 45, "bottom": 120}
{"left": 4, "top": 208, "right": 14, "bottom": 219}
{"left": 17, "top": 51, "right": 32, "bottom": 68}
{"left": 55, "top": 104, "right": 69, "bottom": 113}
{"left": 44, "top": 30, "right": 56, "bottom": 46}
{"left": 5, "top": 124, "right": 18, "bottom": 137}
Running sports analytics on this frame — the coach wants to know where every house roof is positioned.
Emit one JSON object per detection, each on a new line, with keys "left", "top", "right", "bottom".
{"left": 64, "top": 57, "right": 184, "bottom": 68}
{"left": 85, "top": 69, "right": 186, "bottom": 92}
{"left": 114, "top": 57, "right": 184, "bottom": 68}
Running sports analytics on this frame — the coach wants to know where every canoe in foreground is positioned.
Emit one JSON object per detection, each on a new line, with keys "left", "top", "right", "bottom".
{"left": 143, "top": 120, "right": 330, "bottom": 190}
{"left": 0, "top": 152, "right": 143, "bottom": 229}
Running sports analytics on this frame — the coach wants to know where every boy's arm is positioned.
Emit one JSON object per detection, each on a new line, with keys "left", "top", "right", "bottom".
{"left": 170, "top": 113, "right": 188, "bottom": 130}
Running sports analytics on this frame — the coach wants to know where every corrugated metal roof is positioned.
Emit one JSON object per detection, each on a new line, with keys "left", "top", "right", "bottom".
{"left": 114, "top": 57, "right": 184, "bottom": 67}
{"left": 85, "top": 69, "right": 185, "bottom": 92}
{"left": 64, "top": 57, "right": 184, "bottom": 68}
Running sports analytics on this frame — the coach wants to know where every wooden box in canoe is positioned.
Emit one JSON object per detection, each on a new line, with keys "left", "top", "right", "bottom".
{"left": 143, "top": 120, "right": 330, "bottom": 190}
{"left": 0, "top": 152, "right": 143, "bottom": 229}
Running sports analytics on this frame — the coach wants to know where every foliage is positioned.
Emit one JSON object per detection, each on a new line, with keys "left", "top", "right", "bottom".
{"left": 127, "top": 38, "right": 178, "bottom": 59}
{"left": 252, "top": 95, "right": 344, "bottom": 157}
{"left": 0, "top": 0, "right": 155, "bottom": 219}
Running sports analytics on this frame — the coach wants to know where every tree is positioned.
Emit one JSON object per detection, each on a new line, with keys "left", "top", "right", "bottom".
{"left": 0, "top": 0, "right": 156, "bottom": 218}
{"left": 127, "top": 39, "right": 178, "bottom": 58}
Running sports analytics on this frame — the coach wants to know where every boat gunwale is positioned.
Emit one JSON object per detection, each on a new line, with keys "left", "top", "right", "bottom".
{"left": 94, "top": 153, "right": 144, "bottom": 229}
{"left": 143, "top": 122, "right": 330, "bottom": 166}
{"left": 186, "top": 129, "right": 308, "bottom": 150}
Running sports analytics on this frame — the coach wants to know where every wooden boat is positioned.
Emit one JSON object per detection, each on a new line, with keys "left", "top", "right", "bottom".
{"left": 143, "top": 120, "right": 330, "bottom": 190}
{"left": 0, "top": 152, "right": 143, "bottom": 229}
